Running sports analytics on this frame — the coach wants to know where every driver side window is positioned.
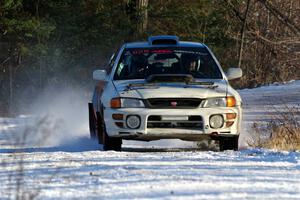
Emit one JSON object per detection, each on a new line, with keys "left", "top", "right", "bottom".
{"left": 116, "top": 54, "right": 132, "bottom": 79}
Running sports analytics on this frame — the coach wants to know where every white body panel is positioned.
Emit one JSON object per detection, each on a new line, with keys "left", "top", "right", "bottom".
{"left": 93, "top": 78, "right": 242, "bottom": 141}
{"left": 103, "top": 106, "right": 241, "bottom": 140}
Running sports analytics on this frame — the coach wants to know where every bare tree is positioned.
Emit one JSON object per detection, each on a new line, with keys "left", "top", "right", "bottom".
{"left": 238, "top": 0, "right": 251, "bottom": 68}
{"left": 126, "top": 0, "right": 149, "bottom": 38}
{"left": 223, "top": 0, "right": 300, "bottom": 87}
{"left": 137, "top": 0, "right": 149, "bottom": 35}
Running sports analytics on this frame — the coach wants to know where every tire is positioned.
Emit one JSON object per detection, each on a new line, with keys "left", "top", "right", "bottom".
{"left": 97, "top": 112, "right": 122, "bottom": 151}
{"left": 96, "top": 112, "right": 103, "bottom": 144}
{"left": 88, "top": 103, "right": 97, "bottom": 139}
{"left": 219, "top": 135, "right": 239, "bottom": 151}
{"left": 102, "top": 129, "right": 122, "bottom": 151}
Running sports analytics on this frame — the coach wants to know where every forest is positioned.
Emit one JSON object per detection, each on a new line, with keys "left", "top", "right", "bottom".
{"left": 0, "top": 0, "right": 299, "bottom": 116}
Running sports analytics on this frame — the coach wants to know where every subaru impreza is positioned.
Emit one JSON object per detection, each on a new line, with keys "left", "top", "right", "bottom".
{"left": 89, "top": 35, "right": 243, "bottom": 151}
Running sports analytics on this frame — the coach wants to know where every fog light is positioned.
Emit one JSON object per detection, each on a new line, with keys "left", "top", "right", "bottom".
{"left": 226, "top": 121, "right": 234, "bottom": 127}
{"left": 112, "top": 114, "right": 123, "bottom": 120}
{"left": 126, "top": 115, "right": 141, "bottom": 129}
{"left": 209, "top": 115, "right": 224, "bottom": 129}
{"left": 115, "top": 122, "right": 124, "bottom": 128}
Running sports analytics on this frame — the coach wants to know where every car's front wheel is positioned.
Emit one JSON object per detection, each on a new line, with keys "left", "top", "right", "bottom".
{"left": 88, "top": 103, "right": 97, "bottom": 139}
{"left": 219, "top": 135, "right": 239, "bottom": 151}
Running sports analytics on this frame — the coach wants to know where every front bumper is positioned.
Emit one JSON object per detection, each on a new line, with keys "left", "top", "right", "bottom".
{"left": 103, "top": 106, "right": 242, "bottom": 141}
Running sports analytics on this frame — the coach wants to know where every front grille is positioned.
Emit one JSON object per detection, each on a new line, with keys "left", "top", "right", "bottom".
{"left": 147, "top": 115, "right": 203, "bottom": 129}
{"left": 145, "top": 98, "right": 201, "bottom": 109}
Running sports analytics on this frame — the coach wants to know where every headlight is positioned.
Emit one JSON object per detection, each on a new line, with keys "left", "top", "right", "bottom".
{"left": 122, "top": 98, "right": 145, "bottom": 108}
{"left": 203, "top": 97, "right": 236, "bottom": 108}
{"left": 110, "top": 98, "right": 145, "bottom": 108}
{"left": 203, "top": 98, "right": 226, "bottom": 108}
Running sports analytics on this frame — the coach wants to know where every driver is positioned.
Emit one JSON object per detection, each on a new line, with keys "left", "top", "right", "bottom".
{"left": 181, "top": 53, "right": 199, "bottom": 73}
{"left": 188, "top": 60, "right": 198, "bottom": 73}
{"left": 129, "top": 55, "right": 147, "bottom": 78}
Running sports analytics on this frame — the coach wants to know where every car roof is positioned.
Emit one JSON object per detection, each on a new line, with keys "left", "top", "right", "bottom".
{"left": 124, "top": 41, "right": 207, "bottom": 49}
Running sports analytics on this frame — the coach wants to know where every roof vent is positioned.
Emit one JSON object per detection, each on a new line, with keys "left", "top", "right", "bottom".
{"left": 148, "top": 35, "right": 179, "bottom": 45}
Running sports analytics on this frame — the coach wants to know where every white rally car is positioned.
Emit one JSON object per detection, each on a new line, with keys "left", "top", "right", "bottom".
{"left": 89, "top": 36, "right": 243, "bottom": 151}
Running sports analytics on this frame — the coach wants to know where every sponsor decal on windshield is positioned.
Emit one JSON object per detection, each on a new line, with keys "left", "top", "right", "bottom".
{"left": 129, "top": 49, "right": 208, "bottom": 55}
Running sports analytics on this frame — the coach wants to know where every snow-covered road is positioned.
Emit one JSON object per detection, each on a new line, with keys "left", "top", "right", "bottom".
{"left": 1, "top": 149, "right": 300, "bottom": 200}
{"left": 0, "top": 80, "right": 300, "bottom": 199}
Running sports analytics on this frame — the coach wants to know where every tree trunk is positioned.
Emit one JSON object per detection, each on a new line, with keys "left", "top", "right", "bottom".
{"left": 8, "top": 46, "right": 14, "bottom": 115}
{"left": 125, "top": 0, "right": 148, "bottom": 38}
{"left": 138, "top": 0, "right": 149, "bottom": 35}
{"left": 238, "top": 0, "right": 251, "bottom": 68}
{"left": 137, "top": 0, "right": 148, "bottom": 35}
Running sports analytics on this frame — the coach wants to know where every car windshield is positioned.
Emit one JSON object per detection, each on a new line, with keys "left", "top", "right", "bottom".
{"left": 114, "top": 47, "right": 223, "bottom": 80}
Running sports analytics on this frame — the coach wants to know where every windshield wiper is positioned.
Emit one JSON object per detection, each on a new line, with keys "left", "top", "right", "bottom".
{"left": 185, "top": 81, "right": 218, "bottom": 89}
{"left": 146, "top": 74, "right": 193, "bottom": 83}
{"left": 125, "top": 83, "right": 159, "bottom": 91}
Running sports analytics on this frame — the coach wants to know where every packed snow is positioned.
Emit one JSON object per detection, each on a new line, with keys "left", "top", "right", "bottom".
{"left": 0, "top": 80, "right": 300, "bottom": 199}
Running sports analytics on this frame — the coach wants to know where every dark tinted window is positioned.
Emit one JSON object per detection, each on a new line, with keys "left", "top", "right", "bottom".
{"left": 114, "top": 47, "right": 222, "bottom": 80}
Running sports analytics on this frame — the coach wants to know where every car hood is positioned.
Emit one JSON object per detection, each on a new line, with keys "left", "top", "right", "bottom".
{"left": 113, "top": 79, "right": 228, "bottom": 99}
